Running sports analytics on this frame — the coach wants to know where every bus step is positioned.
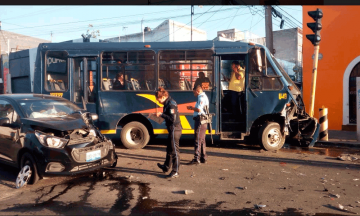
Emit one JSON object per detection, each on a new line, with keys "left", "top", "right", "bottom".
{"left": 221, "top": 122, "right": 245, "bottom": 131}
{"left": 220, "top": 131, "right": 244, "bottom": 140}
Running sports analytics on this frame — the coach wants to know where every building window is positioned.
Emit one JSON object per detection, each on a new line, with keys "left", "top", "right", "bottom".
{"left": 101, "top": 51, "right": 155, "bottom": 91}
{"left": 45, "top": 51, "right": 68, "bottom": 92}
{"left": 159, "top": 50, "right": 213, "bottom": 91}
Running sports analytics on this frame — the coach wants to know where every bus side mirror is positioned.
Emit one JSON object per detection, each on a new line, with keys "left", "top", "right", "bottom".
{"left": 256, "top": 49, "right": 262, "bottom": 72}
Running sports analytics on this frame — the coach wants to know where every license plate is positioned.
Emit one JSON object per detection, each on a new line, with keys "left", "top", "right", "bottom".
{"left": 86, "top": 150, "right": 101, "bottom": 162}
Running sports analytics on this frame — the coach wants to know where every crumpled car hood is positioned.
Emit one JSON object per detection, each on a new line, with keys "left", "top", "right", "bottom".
{"left": 21, "top": 114, "right": 87, "bottom": 131}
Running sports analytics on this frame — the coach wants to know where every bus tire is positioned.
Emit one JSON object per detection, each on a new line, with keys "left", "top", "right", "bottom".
{"left": 120, "top": 121, "right": 150, "bottom": 149}
{"left": 258, "top": 122, "right": 285, "bottom": 151}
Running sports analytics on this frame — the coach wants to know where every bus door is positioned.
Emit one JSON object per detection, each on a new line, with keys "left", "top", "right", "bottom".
{"left": 217, "top": 54, "right": 247, "bottom": 140}
{"left": 71, "top": 57, "right": 98, "bottom": 114}
{"left": 246, "top": 47, "right": 286, "bottom": 133}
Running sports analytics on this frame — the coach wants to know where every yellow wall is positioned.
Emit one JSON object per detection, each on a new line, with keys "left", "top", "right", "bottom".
{"left": 303, "top": 6, "right": 360, "bottom": 130}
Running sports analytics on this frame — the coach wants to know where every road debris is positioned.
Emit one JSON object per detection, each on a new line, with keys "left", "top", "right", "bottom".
{"left": 142, "top": 196, "right": 148, "bottom": 200}
{"left": 184, "top": 190, "right": 194, "bottom": 195}
{"left": 225, "top": 192, "right": 236, "bottom": 195}
{"left": 237, "top": 187, "right": 247, "bottom": 190}
{"left": 281, "top": 170, "right": 291, "bottom": 174}
{"left": 221, "top": 169, "right": 229, "bottom": 171}
{"left": 125, "top": 175, "right": 134, "bottom": 179}
{"left": 337, "top": 154, "right": 358, "bottom": 161}
{"left": 356, "top": 201, "right": 360, "bottom": 204}
{"left": 329, "top": 193, "right": 340, "bottom": 198}
{"left": 280, "top": 162, "right": 286, "bottom": 167}
{"left": 353, "top": 179, "right": 359, "bottom": 181}
{"left": 219, "top": 177, "right": 226, "bottom": 180}
{"left": 338, "top": 204, "right": 345, "bottom": 210}
{"left": 254, "top": 204, "right": 266, "bottom": 209}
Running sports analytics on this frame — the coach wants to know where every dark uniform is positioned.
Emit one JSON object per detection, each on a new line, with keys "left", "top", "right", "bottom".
{"left": 160, "top": 96, "right": 182, "bottom": 174}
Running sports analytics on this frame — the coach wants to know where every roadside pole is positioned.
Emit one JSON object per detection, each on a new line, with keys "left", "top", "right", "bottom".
{"left": 305, "top": 8, "right": 323, "bottom": 117}
{"left": 309, "top": 45, "right": 320, "bottom": 117}
{"left": 356, "top": 77, "right": 360, "bottom": 141}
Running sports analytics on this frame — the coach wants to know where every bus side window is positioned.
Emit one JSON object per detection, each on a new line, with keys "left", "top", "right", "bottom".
{"left": 45, "top": 51, "right": 68, "bottom": 92}
{"left": 101, "top": 51, "right": 155, "bottom": 91}
{"left": 159, "top": 50, "right": 213, "bottom": 91}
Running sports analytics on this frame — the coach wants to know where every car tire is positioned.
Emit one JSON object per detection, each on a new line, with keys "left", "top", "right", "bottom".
{"left": 20, "top": 152, "right": 40, "bottom": 185}
{"left": 120, "top": 121, "right": 150, "bottom": 149}
{"left": 258, "top": 122, "right": 285, "bottom": 151}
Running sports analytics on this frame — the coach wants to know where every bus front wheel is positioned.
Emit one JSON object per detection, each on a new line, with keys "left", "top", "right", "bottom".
{"left": 121, "top": 121, "right": 150, "bottom": 149}
{"left": 258, "top": 122, "right": 285, "bottom": 151}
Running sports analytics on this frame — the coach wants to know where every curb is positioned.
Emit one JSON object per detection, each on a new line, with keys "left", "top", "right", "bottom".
{"left": 314, "top": 141, "right": 360, "bottom": 149}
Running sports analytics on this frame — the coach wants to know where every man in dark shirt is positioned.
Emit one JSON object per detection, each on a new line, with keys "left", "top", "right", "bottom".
{"left": 194, "top": 72, "right": 211, "bottom": 90}
{"left": 113, "top": 73, "right": 125, "bottom": 90}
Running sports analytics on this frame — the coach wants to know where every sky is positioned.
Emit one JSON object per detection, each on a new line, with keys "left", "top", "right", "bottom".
{"left": 0, "top": 6, "right": 303, "bottom": 42}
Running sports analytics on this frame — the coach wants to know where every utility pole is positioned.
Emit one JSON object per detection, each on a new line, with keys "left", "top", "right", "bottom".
{"left": 191, "top": 5, "right": 194, "bottom": 41}
{"left": 51, "top": 31, "right": 53, "bottom": 42}
{"left": 265, "top": 6, "right": 274, "bottom": 54}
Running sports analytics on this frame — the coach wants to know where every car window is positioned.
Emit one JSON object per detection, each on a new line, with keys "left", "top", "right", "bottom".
{"left": 17, "top": 98, "right": 81, "bottom": 119}
{"left": 0, "top": 100, "right": 19, "bottom": 123}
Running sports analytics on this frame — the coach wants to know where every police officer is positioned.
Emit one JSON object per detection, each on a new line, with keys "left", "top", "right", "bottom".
{"left": 151, "top": 87, "right": 182, "bottom": 178}
{"left": 187, "top": 85, "right": 209, "bottom": 165}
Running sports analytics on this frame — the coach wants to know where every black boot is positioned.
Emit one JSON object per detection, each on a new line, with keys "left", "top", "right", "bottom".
{"left": 157, "top": 163, "right": 169, "bottom": 173}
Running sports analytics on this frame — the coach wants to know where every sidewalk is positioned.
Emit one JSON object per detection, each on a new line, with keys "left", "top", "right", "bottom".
{"left": 314, "top": 130, "right": 360, "bottom": 148}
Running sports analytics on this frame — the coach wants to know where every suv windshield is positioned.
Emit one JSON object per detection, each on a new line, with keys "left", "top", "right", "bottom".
{"left": 17, "top": 98, "right": 81, "bottom": 119}
{"left": 270, "top": 54, "right": 301, "bottom": 92}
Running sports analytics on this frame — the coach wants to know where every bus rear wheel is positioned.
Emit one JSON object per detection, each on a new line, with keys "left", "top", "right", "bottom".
{"left": 258, "top": 122, "right": 285, "bottom": 151}
{"left": 121, "top": 121, "right": 150, "bottom": 149}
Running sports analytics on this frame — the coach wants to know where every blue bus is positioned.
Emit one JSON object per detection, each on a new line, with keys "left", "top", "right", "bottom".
{"left": 8, "top": 41, "right": 319, "bottom": 150}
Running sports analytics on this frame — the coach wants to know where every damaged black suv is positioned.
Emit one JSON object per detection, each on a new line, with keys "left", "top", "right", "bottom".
{"left": 0, "top": 94, "right": 117, "bottom": 186}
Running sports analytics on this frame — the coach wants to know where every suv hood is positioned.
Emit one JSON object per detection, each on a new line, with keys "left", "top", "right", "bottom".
{"left": 21, "top": 114, "right": 87, "bottom": 131}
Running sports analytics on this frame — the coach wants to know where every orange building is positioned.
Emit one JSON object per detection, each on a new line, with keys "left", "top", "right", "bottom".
{"left": 303, "top": 6, "right": 360, "bottom": 131}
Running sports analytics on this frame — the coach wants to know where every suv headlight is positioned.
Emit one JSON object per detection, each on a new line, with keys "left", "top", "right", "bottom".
{"left": 35, "top": 131, "right": 68, "bottom": 148}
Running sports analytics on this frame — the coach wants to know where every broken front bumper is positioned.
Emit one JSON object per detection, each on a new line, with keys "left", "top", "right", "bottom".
{"left": 33, "top": 140, "right": 116, "bottom": 177}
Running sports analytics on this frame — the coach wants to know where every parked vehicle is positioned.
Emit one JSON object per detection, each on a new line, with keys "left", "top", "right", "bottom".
{"left": 0, "top": 94, "right": 117, "bottom": 186}
{"left": 3, "top": 41, "right": 319, "bottom": 151}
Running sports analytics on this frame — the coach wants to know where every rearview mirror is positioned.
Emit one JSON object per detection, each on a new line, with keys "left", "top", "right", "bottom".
{"left": 256, "top": 49, "right": 262, "bottom": 72}
{"left": 0, "top": 118, "right": 10, "bottom": 126}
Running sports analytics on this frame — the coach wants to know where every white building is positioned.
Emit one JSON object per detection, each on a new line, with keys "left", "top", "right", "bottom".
{"left": 104, "top": 19, "right": 207, "bottom": 42}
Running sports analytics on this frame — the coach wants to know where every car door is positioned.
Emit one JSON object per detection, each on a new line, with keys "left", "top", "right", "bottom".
{"left": 0, "top": 99, "right": 22, "bottom": 164}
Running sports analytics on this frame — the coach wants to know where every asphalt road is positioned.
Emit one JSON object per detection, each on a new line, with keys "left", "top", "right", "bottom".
{"left": 0, "top": 139, "right": 360, "bottom": 216}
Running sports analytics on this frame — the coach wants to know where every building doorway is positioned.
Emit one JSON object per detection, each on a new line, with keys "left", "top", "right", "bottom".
{"left": 349, "top": 62, "right": 360, "bottom": 124}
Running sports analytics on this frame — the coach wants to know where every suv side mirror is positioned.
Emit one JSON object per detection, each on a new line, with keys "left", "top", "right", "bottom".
{"left": 0, "top": 118, "right": 10, "bottom": 126}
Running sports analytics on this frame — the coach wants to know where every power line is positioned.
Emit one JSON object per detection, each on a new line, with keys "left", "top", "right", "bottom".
{"left": 275, "top": 6, "right": 302, "bottom": 26}
{"left": 23, "top": 7, "right": 241, "bottom": 38}
{"left": 154, "top": 6, "right": 215, "bottom": 42}
{"left": 1, "top": 6, "right": 69, "bottom": 21}
{"left": 197, "top": 6, "right": 223, "bottom": 28}
{"left": 226, "top": 6, "right": 241, "bottom": 29}
{"left": 5, "top": 7, "right": 190, "bottom": 31}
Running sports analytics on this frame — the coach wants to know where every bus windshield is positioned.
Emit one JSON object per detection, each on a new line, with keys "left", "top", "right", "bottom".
{"left": 270, "top": 54, "right": 301, "bottom": 93}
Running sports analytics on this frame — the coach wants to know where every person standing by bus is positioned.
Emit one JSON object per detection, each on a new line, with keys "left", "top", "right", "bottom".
{"left": 187, "top": 85, "right": 209, "bottom": 165}
{"left": 151, "top": 87, "right": 182, "bottom": 178}
{"left": 224, "top": 61, "right": 245, "bottom": 119}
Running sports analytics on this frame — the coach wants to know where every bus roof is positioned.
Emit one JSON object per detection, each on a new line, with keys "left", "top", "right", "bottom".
{"left": 37, "top": 41, "right": 258, "bottom": 53}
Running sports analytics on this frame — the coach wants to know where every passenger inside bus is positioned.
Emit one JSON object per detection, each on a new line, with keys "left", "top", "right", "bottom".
{"left": 194, "top": 71, "right": 212, "bottom": 90}
{"left": 113, "top": 73, "right": 125, "bottom": 90}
